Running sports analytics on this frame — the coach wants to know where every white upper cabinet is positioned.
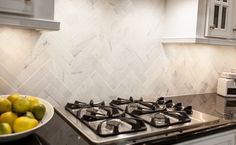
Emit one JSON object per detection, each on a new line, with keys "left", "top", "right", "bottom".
{"left": 162, "top": 0, "right": 236, "bottom": 46}
{"left": 0, "top": 0, "right": 60, "bottom": 31}
{"left": 205, "top": 0, "right": 233, "bottom": 38}
{"left": 0, "top": 0, "right": 34, "bottom": 16}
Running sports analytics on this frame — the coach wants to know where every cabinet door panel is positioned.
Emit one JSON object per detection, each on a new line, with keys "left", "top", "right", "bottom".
{"left": 205, "top": 0, "right": 233, "bottom": 38}
{"left": 176, "top": 131, "right": 235, "bottom": 145}
{"left": 0, "top": 0, "right": 33, "bottom": 16}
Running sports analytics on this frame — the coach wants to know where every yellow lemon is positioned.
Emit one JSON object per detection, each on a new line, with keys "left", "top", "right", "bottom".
{"left": 7, "top": 93, "right": 22, "bottom": 104}
{"left": 0, "top": 98, "right": 12, "bottom": 114}
{"left": 13, "top": 117, "right": 38, "bottom": 133}
{"left": 0, "top": 112, "right": 18, "bottom": 128}
{"left": 31, "top": 104, "right": 46, "bottom": 120}
{"left": 12, "top": 98, "right": 30, "bottom": 113}
{"left": 26, "top": 96, "right": 39, "bottom": 110}
{"left": 0, "top": 123, "right": 12, "bottom": 135}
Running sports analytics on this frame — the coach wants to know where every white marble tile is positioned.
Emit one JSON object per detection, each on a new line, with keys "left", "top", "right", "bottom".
{"left": 0, "top": 0, "right": 236, "bottom": 105}
{"left": 0, "top": 78, "right": 16, "bottom": 94}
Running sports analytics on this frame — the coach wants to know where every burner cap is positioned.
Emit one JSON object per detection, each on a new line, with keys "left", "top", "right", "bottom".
{"left": 150, "top": 113, "right": 170, "bottom": 126}
{"left": 106, "top": 120, "right": 121, "bottom": 128}
{"left": 125, "top": 103, "right": 139, "bottom": 114}
{"left": 153, "top": 113, "right": 166, "bottom": 119}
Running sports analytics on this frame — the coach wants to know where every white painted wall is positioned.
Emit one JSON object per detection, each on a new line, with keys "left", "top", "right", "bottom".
{"left": 0, "top": 0, "right": 236, "bottom": 105}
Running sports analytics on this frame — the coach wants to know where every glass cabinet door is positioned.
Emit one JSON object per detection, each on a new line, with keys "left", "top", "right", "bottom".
{"left": 205, "top": 0, "right": 233, "bottom": 38}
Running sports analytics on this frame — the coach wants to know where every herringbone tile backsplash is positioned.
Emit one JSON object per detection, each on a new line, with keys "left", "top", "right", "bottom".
{"left": 0, "top": 0, "right": 236, "bottom": 106}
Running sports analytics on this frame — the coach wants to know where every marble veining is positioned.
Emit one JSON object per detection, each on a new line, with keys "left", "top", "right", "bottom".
{"left": 0, "top": 0, "right": 236, "bottom": 105}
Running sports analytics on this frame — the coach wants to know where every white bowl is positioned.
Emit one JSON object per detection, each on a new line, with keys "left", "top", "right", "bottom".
{"left": 0, "top": 95, "right": 54, "bottom": 142}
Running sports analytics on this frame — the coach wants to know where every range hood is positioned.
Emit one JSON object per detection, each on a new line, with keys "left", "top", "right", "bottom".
{"left": 0, "top": 0, "right": 60, "bottom": 31}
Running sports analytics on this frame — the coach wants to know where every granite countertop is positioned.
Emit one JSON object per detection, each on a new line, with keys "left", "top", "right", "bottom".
{"left": 169, "top": 93, "right": 224, "bottom": 119}
{"left": 1, "top": 93, "right": 236, "bottom": 145}
{"left": 169, "top": 93, "right": 234, "bottom": 121}
{"left": 1, "top": 111, "right": 89, "bottom": 145}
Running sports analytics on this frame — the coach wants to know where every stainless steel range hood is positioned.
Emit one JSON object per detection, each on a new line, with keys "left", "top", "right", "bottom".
{"left": 0, "top": 0, "right": 60, "bottom": 31}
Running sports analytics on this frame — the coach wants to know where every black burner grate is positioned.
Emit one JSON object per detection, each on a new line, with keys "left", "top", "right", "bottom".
{"left": 65, "top": 100, "right": 147, "bottom": 137}
{"left": 110, "top": 97, "right": 192, "bottom": 128}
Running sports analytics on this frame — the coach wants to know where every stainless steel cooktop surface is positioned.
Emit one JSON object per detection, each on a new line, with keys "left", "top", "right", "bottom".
{"left": 61, "top": 97, "right": 220, "bottom": 145}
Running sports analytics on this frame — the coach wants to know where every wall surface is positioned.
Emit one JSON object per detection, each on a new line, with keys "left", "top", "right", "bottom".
{"left": 0, "top": 0, "right": 236, "bottom": 105}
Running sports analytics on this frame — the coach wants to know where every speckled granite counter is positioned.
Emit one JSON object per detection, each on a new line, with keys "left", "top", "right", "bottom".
{"left": 169, "top": 93, "right": 224, "bottom": 119}
{"left": 169, "top": 93, "right": 236, "bottom": 122}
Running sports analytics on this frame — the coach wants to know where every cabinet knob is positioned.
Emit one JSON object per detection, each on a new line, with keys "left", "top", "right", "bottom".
{"left": 233, "top": 28, "right": 236, "bottom": 32}
{"left": 210, "top": 25, "right": 215, "bottom": 30}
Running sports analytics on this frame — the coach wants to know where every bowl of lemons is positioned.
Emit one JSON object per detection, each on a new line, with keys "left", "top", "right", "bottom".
{"left": 0, "top": 94, "right": 54, "bottom": 142}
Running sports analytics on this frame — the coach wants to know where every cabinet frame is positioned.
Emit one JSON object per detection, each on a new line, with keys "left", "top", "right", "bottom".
{"left": 162, "top": 0, "right": 236, "bottom": 46}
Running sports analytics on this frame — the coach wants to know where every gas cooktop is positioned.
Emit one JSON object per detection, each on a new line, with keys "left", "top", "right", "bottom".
{"left": 64, "top": 97, "right": 220, "bottom": 145}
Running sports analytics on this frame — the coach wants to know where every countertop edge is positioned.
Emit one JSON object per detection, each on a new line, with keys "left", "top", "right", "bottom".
{"left": 132, "top": 122, "right": 236, "bottom": 145}
{"left": 54, "top": 108, "right": 95, "bottom": 145}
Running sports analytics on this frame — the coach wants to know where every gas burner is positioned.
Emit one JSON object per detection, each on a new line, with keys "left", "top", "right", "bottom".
{"left": 85, "top": 108, "right": 99, "bottom": 116}
{"left": 65, "top": 100, "right": 126, "bottom": 121}
{"left": 150, "top": 113, "right": 170, "bottom": 127}
{"left": 79, "top": 108, "right": 103, "bottom": 121}
{"left": 125, "top": 103, "right": 148, "bottom": 115}
{"left": 76, "top": 106, "right": 125, "bottom": 121}
{"left": 96, "top": 117, "right": 146, "bottom": 136}
{"left": 106, "top": 120, "right": 121, "bottom": 128}
{"left": 105, "top": 120, "right": 121, "bottom": 134}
